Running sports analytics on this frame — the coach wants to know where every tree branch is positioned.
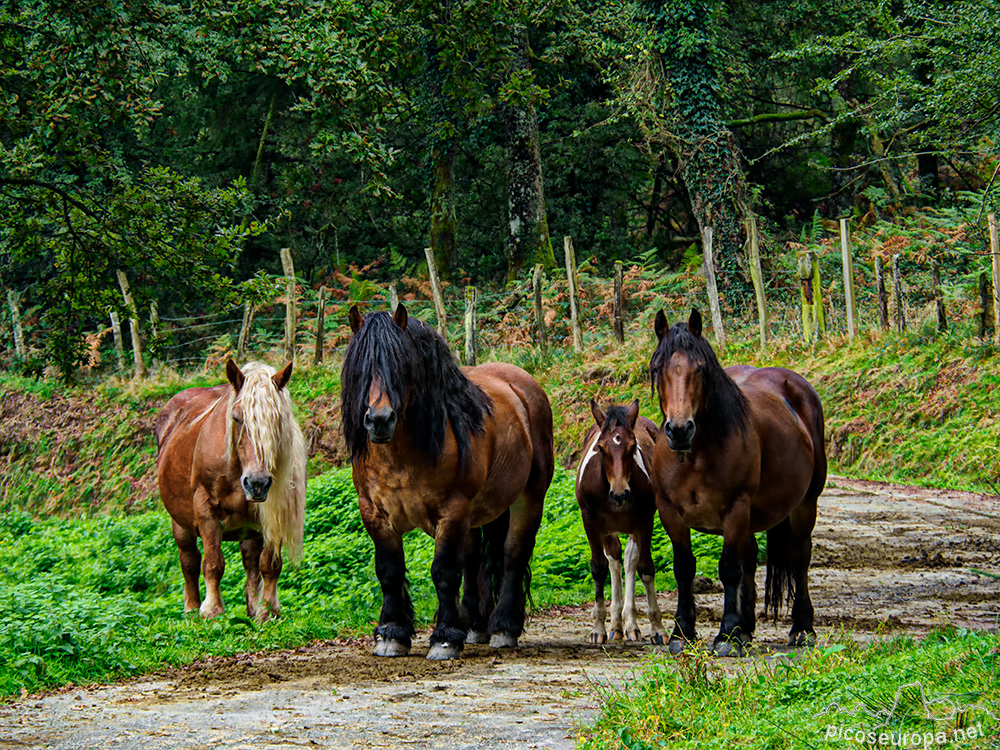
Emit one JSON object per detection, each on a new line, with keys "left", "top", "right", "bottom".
{"left": 729, "top": 109, "right": 829, "bottom": 129}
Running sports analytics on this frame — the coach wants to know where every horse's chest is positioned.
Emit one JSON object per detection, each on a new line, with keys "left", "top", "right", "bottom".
{"left": 661, "top": 467, "right": 729, "bottom": 533}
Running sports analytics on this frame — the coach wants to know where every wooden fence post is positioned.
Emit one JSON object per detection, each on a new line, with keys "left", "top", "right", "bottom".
{"left": 533, "top": 264, "right": 548, "bottom": 353}
{"left": 931, "top": 260, "right": 947, "bottom": 333}
{"left": 564, "top": 236, "right": 582, "bottom": 352}
{"left": 613, "top": 261, "right": 624, "bottom": 345}
{"left": 892, "top": 254, "right": 905, "bottom": 332}
{"left": 839, "top": 218, "right": 857, "bottom": 340}
{"left": 110, "top": 310, "right": 125, "bottom": 372}
{"left": 990, "top": 213, "right": 1000, "bottom": 346}
{"left": 424, "top": 246, "right": 448, "bottom": 340}
{"left": 280, "top": 247, "right": 297, "bottom": 363}
{"left": 237, "top": 301, "right": 254, "bottom": 362}
{"left": 978, "top": 272, "right": 992, "bottom": 340}
{"left": 116, "top": 270, "right": 146, "bottom": 379}
{"left": 388, "top": 284, "right": 398, "bottom": 313}
{"left": 464, "top": 286, "right": 478, "bottom": 366}
{"left": 702, "top": 227, "right": 726, "bottom": 349}
{"left": 314, "top": 285, "right": 327, "bottom": 365}
{"left": 874, "top": 257, "right": 889, "bottom": 330}
{"left": 6, "top": 289, "right": 25, "bottom": 357}
{"left": 149, "top": 301, "right": 162, "bottom": 371}
{"left": 746, "top": 216, "right": 768, "bottom": 347}
{"left": 797, "top": 251, "right": 816, "bottom": 342}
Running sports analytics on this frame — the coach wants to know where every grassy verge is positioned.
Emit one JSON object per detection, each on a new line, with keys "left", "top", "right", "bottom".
{"left": 582, "top": 629, "right": 1000, "bottom": 749}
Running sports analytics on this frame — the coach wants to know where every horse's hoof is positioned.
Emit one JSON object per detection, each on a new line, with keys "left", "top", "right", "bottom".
{"left": 650, "top": 632, "right": 665, "bottom": 646}
{"left": 625, "top": 628, "right": 642, "bottom": 642}
{"left": 788, "top": 630, "right": 816, "bottom": 647}
{"left": 668, "top": 638, "right": 686, "bottom": 655}
{"left": 590, "top": 632, "right": 607, "bottom": 645}
{"left": 426, "top": 643, "right": 462, "bottom": 660}
{"left": 199, "top": 604, "right": 224, "bottom": 619}
{"left": 465, "top": 630, "right": 489, "bottom": 645}
{"left": 713, "top": 638, "right": 748, "bottom": 658}
{"left": 490, "top": 633, "right": 518, "bottom": 649}
{"left": 610, "top": 628, "right": 624, "bottom": 641}
{"left": 374, "top": 637, "right": 410, "bottom": 657}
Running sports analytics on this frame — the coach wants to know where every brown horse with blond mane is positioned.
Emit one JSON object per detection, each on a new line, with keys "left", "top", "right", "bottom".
{"left": 155, "top": 360, "right": 306, "bottom": 622}
{"left": 650, "top": 309, "right": 826, "bottom": 656}
{"left": 342, "top": 303, "right": 554, "bottom": 660}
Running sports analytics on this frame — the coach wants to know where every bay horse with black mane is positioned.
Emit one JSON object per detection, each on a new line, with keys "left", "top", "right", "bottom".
{"left": 342, "top": 303, "right": 554, "bottom": 660}
{"left": 575, "top": 399, "right": 665, "bottom": 645}
{"left": 156, "top": 360, "right": 306, "bottom": 622}
{"left": 650, "top": 309, "right": 826, "bottom": 656}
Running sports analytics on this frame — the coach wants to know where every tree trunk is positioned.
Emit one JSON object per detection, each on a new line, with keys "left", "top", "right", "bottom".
{"left": 502, "top": 20, "right": 555, "bottom": 284}
{"left": 429, "top": 140, "right": 457, "bottom": 279}
{"left": 639, "top": 0, "right": 752, "bottom": 306}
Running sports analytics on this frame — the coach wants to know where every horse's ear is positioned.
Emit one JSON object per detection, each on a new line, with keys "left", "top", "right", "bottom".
{"left": 626, "top": 399, "right": 640, "bottom": 428}
{"left": 393, "top": 302, "right": 408, "bottom": 330}
{"left": 348, "top": 305, "right": 363, "bottom": 334}
{"left": 688, "top": 308, "right": 703, "bottom": 338}
{"left": 226, "top": 359, "right": 245, "bottom": 393}
{"left": 273, "top": 361, "right": 292, "bottom": 391}
{"left": 654, "top": 310, "right": 668, "bottom": 340}
{"left": 590, "top": 398, "right": 605, "bottom": 427}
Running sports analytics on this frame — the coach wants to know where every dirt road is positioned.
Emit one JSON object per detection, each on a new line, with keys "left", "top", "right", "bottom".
{"left": 1, "top": 477, "right": 998, "bottom": 750}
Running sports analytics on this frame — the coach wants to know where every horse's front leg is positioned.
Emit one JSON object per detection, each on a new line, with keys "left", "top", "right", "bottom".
{"left": 428, "top": 515, "right": 471, "bottom": 660}
{"left": 196, "top": 506, "right": 225, "bottom": 619}
{"left": 359, "top": 495, "right": 414, "bottom": 657}
{"left": 715, "top": 503, "right": 752, "bottom": 657}
{"left": 602, "top": 535, "right": 626, "bottom": 640}
{"left": 584, "top": 522, "right": 610, "bottom": 644}
{"left": 489, "top": 492, "right": 543, "bottom": 649}
{"left": 258, "top": 541, "right": 283, "bottom": 622}
{"left": 658, "top": 502, "right": 696, "bottom": 653}
{"left": 240, "top": 536, "right": 264, "bottom": 620}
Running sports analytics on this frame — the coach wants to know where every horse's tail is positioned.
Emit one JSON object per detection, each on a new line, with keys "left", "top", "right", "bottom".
{"left": 478, "top": 511, "right": 508, "bottom": 622}
{"left": 764, "top": 517, "right": 796, "bottom": 622}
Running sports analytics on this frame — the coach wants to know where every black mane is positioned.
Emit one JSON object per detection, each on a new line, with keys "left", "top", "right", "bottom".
{"left": 649, "top": 321, "right": 749, "bottom": 441}
{"left": 601, "top": 405, "right": 634, "bottom": 432}
{"left": 341, "top": 311, "right": 493, "bottom": 466}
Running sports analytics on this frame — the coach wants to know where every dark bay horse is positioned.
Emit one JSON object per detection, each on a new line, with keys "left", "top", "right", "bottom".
{"left": 650, "top": 309, "right": 826, "bottom": 656}
{"left": 575, "top": 399, "right": 665, "bottom": 645}
{"left": 156, "top": 360, "right": 306, "bottom": 622}
{"left": 342, "top": 304, "right": 554, "bottom": 660}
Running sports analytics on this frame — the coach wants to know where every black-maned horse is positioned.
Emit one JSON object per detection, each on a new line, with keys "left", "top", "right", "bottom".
{"left": 342, "top": 303, "right": 555, "bottom": 660}
{"left": 649, "top": 309, "right": 826, "bottom": 656}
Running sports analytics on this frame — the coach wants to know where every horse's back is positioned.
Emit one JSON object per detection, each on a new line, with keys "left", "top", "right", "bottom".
{"left": 729, "top": 365, "right": 826, "bottom": 504}
{"left": 155, "top": 385, "right": 228, "bottom": 452}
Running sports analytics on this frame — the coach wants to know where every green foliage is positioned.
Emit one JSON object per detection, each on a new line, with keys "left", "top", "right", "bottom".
{"left": 582, "top": 629, "right": 1000, "bottom": 749}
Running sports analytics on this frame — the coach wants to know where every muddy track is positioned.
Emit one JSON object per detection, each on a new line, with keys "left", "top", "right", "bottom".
{"left": 2, "top": 477, "right": 999, "bottom": 750}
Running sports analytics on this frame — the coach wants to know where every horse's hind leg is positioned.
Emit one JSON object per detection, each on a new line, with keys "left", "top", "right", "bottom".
{"left": 428, "top": 517, "right": 471, "bottom": 660}
{"left": 464, "top": 516, "right": 507, "bottom": 644}
{"left": 462, "top": 528, "right": 487, "bottom": 644}
{"left": 197, "top": 515, "right": 226, "bottom": 619}
{"left": 172, "top": 521, "right": 201, "bottom": 615}
{"left": 634, "top": 528, "right": 665, "bottom": 645}
{"left": 488, "top": 492, "right": 543, "bottom": 649}
{"left": 787, "top": 497, "right": 818, "bottom": 646}
{"left": 258, "top": 541, "right": 283, "bottom": 622}
{"left": 240, "top": 537, "right": 264, "bottom": 620}
{"left": 739, "top": 534, "right": 759, "bottom": 641}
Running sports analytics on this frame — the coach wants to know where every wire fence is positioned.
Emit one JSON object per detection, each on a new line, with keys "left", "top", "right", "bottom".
{"left": 3, "top": 214, "right": 999, "bottom": 378}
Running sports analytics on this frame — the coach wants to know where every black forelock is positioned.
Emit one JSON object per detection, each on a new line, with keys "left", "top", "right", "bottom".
{"left": 341, "top": 311, "right": 493, "bottom": 467}
{"left": 601, "top": 405, "right": 634, "bottom": 432}
{"left": 649, "top": 320, "right": 749, "bottom": 439}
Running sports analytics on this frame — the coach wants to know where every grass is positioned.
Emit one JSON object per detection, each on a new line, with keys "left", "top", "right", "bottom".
{"left": 581, "top": 629, "right": 1000, "bottom": 749}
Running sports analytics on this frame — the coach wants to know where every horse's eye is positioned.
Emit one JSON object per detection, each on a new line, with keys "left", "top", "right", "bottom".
{"left": 232, "top": 414, "right": 243, "bottom": 425}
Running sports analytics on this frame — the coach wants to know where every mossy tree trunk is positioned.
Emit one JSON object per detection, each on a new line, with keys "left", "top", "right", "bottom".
{"left": 502, "top": 20, "right": 555, "bottom": 285}
{"left": 429, "top": 140, "right": 457, "bottom": 280}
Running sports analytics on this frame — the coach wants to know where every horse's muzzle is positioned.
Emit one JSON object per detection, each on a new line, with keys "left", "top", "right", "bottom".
{"left": 608, "top": 489, "right": 632, "bottom": 507}
{"left": 242, "top": 474, "right": 273, "bottom": 502}
{"left": 364, "top": 407, "right": 397, "bottom": 444}
{"left": 664, "top": 419, "right": 696, "bottom": 453}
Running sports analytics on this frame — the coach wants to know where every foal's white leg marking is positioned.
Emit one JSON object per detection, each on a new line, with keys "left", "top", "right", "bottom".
{"left": 623, "top": 537, "right": 640, "bottom": 639}
{"left": 607, "top": 551, "right": 625, "bottom": 639}
{"left": 576, "top": 433, "right": 601, "bottom": 486}
{"left": 642, "top": 570, "right": 665, "bottom": 641}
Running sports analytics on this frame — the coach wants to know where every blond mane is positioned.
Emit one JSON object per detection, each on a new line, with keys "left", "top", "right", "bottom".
{"left": 226, "top": 362, "right": 306, "bottom": 562}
